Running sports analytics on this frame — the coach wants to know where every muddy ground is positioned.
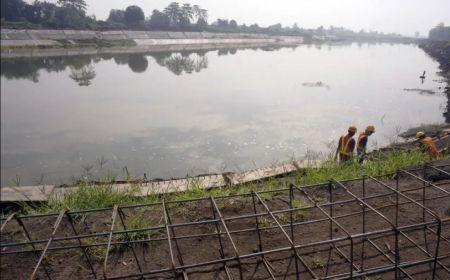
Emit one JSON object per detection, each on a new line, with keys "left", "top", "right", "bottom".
{"left": 1, "top": 162, "right": 450, "bottom": 280}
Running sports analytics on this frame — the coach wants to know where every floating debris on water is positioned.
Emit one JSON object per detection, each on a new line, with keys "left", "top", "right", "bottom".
{"left": 403, "top": 88, "right": 436, "bottom": 95}
{"left": 302, "top": 81, "right": 330, "bottom": 89}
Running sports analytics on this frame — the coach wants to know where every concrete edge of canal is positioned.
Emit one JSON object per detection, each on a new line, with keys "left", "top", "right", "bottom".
{"left": 1, "top": 29, "right": 304, "bottom": 53}
{"left": 1, "top": 133, "right": 449, "bottom": 203}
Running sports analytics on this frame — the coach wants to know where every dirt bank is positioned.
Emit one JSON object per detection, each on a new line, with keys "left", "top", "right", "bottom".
{"left": 419, "top": 40, "right": 450, "bottom": 122}
{"left": 1, "top": 160, "right": 449, "bottom": 279}
{"left": 419, "top": 40, "right": 450, "bottom": 75}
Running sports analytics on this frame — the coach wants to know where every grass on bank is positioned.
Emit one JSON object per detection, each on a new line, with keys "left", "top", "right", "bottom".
{"left": 21, "top": 149, "right": 448, "bottom": 214}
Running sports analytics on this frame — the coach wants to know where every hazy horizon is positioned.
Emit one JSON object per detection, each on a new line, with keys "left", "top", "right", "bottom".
{"left": 24, "top": 0, "right": 449, "bottom": 36}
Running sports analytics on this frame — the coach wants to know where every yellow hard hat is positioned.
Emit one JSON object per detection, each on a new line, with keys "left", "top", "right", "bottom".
{"left": 416, "top": 131, "right": 425, "bottom": 139}
{"left": 348, "top": 126, "right": 357, "bottom": 133}
{"left": 365, "top": 125, "right": 375, "bottom": 133}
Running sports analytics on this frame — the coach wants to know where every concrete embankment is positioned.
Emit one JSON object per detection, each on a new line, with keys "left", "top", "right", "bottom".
{"left": 0, "top": 160, "right": 321, "bottom": 202}
{"left": 2, "top": 131, "right": 449, "bottom": 202}
{"left": 1, "top": 29, "right": 303, "bottom": 49}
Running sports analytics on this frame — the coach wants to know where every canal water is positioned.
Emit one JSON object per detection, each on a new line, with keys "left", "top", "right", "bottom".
{"left": 1, "top": 42, "right": 447, "bottom": 186}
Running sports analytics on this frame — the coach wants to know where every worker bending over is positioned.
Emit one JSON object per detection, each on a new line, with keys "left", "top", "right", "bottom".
{"left": 336, "top": 126, "right": 357, "bottom": 162}
{"left": 416, "top": 131, "right": 439, "bottom": 158}
{"left": 356, "top": 125, "right": 375, "bottom": 163}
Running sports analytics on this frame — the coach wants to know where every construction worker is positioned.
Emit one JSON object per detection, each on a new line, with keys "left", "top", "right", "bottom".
{"left": 336, "top": 126, "right": 357, "bottom": 162}
{"left": 356, "top": 125, "right": 375, "bottom": 163}
{"left": 416, "top": 131, "right": 439, "bottom": 158}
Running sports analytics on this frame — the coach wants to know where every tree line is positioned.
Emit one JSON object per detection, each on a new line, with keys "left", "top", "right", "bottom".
{"left": 1, "top": 0, "right": 94, "bottom": 29}
{"left": 1, "top": 0, "right": 405, "bottom": 39}
{"left": 106, "top": 2, "right": 208, "bottom": 31}
{"left": 0, "top": 0, "right": 212, "bottom": 31}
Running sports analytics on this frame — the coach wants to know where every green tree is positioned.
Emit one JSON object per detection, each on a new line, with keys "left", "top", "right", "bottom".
{"left": 191, "top": 5, "right": 208, "bottom": 22}
{"left": 268, "top": 23, "right": 282, "bottom": 33}
{"left": 217, "top": 19, "right": 229, "bottom": 28}
{"left": 57, "top": 0, "right": 87, "bottom": 13}
{"left": 192, "top": 5, "right": 201, "bottom": 21}
{"left": 196, "top": 18, "right": 207, "bottom": 31}
{"left": 164, "top": 2, "right": 180, "bottom": 27}
{"left": 180, "top": 3, "right": 193, "bottom": 26}
{"left": 23, "top": 3, "right": 42, "bottom": 23}
{"left": 148, "top": 9, "right": 170, "bottom": 30}
{"left": 1, "top": 0, "right": 26, "bottom": 21}
{"left": 54, "top": 6, "right": 84, "bottom": 28}
{"left": 124, "top": 5, "right": 145, "bottom": 28}
{"left": 229, "top": 19, "right": 238, "bottom": 29}
{"left": 107, "top": 9, "right": 125, "bottom": 24}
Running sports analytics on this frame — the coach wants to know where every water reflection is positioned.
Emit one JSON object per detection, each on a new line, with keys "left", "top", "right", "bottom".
{"left": 69, "top": 65, "right": 96, "bottom": 86}
{"left": 128, "top": 54, "right": 149, "bottom": 73}
{"left": 154, "top": 52, "right": 208, "bottom": 75}
{"left": 1, "top": 43, "right": 448, "bottom": 186}
{"left": 2, "top": 46, "right": 290, "bottom": 85}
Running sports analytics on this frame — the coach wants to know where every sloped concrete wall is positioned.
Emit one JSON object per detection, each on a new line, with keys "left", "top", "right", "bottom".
{"left": 1, "top": 29, "right": 303, "bottom": 47}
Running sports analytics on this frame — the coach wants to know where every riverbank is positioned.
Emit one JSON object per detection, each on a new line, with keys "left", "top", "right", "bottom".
{"left": 419, "top": 40, "right": 450, "bottom": 75}
{"left": 0, "top": 29, "right": 303, "bottom": 50}
{"left": 419, "top": 40, "right": 450, "bottom": 121}
{"left": 2, "top": 138, "right": 449, "bottom": 211}
{"left": 1, "top": 124, "right": 449, "bottom": 205}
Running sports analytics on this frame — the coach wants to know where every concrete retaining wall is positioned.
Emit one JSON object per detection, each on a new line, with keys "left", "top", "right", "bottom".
{"left": 0, "top": 160, "right": 321, "bottom": 202}
{"left": 1, "top": 29, "right": 303, "bottom": 48}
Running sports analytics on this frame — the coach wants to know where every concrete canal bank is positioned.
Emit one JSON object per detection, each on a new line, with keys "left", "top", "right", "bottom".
{"left": 1, "top": 29, "right": 303, "bottom": 49}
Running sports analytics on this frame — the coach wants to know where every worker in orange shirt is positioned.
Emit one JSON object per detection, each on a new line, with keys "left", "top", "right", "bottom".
{"left": 356, "top": 125, "right": 375, "bottom": 163}
{"left": 416, "top": 131, "right": 439, "bottom": 158}
{"left": 336, "top": 126, "right": 357, "bottom": 162}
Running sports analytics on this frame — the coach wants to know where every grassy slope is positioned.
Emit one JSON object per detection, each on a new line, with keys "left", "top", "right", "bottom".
{"left": 25, "top": 150, "right": 448, "bottom": 214}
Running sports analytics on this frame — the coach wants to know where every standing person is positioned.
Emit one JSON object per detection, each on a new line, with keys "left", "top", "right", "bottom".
{"left": 356, "top": 125, "right": 375, "bottom": 163}
{"left": 416, "top": 131, "right": 439, "bottom": 158}
{"left": 336, "top": 126, "right": 357, "bottom": 162}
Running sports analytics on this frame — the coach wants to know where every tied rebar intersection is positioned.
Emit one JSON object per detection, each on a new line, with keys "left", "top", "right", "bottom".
{"left": 1, "top": 163, "right": 449, "bottom": 279}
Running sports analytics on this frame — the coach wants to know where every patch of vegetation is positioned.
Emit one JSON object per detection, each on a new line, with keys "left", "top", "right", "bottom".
{"left": 294, "top": 150, "right": 431, "bottom": 186}
{"left": 257, "top": 216, "right": 270, "bottom": 227}
{"left": 291, "top": 198, "right": 312, "bottom": 218}
{"left": 83, "top": 238, "right": 107, "bottom": 262}
{"left": 21, "top": 150, "right": 449, "bottom": 215}
{"left": 25, "top": 184, "right": 142, "bottom": 214}
{"left": 311, "top": 257, "right": 326, "bottom": 269}
{"left": 116, "top": 211, "right": 164, "bottom": 249}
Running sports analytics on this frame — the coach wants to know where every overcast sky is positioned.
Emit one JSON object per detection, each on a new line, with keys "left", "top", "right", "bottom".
{"left": 36, "top": 0, "right": 450, "bottom": 36}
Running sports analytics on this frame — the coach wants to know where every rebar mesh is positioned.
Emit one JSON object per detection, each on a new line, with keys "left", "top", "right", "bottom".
{"left": 1, "top": 164, "right": 449, "bottom": 279}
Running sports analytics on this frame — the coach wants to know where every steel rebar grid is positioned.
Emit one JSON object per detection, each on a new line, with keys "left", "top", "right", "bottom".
{"left": 370, "top": 175, "right": 445, "bottom": 278}
{"left": 4, "top": 182, "right": 448, "bottom": 256}
{"left": 1, "top": 166, "right": 448, "bottom": 279}
{"left": 331, "top": 179, "right": 413, "bottom": 280}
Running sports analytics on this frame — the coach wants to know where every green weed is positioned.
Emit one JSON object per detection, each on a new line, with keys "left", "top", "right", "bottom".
{"left": 26, "top": 184, "right": 140, "bottom": 214}
{"left": 311, "top": 257, "right": 326, "bottom": 269}
{"left": 24, "top": 150, "right": 449, "bottom": 214}
{"left": 116, "top": 212, "right": 163, "bottom": 249}
{"left": 257, "top": 217, "right": 270, "bottom": 227}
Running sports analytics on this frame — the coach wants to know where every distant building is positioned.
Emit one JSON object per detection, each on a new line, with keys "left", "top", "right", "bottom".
{"left": 429, "top": 24, "right": 450, "bottom": 41}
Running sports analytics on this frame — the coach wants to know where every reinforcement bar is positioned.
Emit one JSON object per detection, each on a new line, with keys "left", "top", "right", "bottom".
{"left": 1, "top": 164, "right": 449, "bottom": 279}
